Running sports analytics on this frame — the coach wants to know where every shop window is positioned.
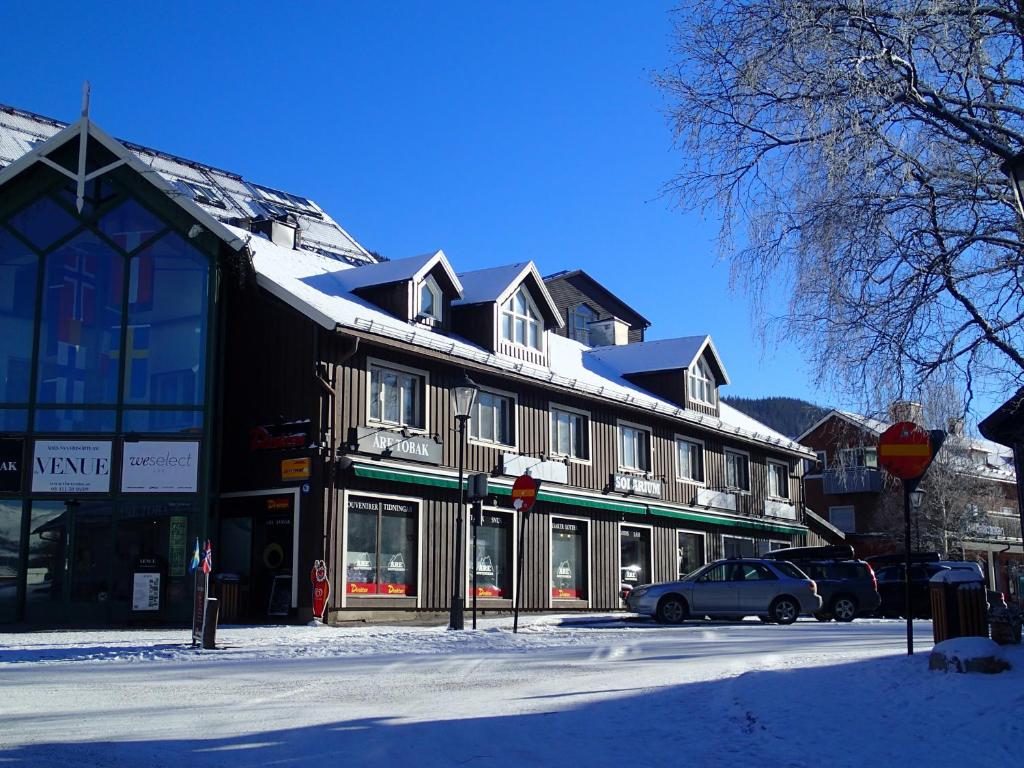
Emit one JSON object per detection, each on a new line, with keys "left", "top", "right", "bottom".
{"left": 552, "top": 518, "right": 588, "bottom": 600}
{"left": 768, "top": 461, "right": 789, "bottom": 499}
{"left": 723, "top": 535, "right": 756, "bottom": 559}
{"left": 470, "top": 390, "right": 514, "bottom": 446}
{"left": 0, "top": 501, "right": 21, "bottom": 617}
{"left": 550, "top": 406, "right": 589, "bottom": 460}
{"left": 620, "top": 526, "right": 651, "bottom": 590}
{"left": 474, "top": 511, "right": 513, "bottom": 598}
{"left": 35, "top": 230, "right": 124, "bottom": 407}
{"left": 369, "top": 364, "right": 425, "bottom": 430}
{"left": 114, "top": 503, "right": 194, "bottom": 610}
{"left": 26, "top": 501, "right": 66, "bottom": 603}
{"left": 0, "top": 227, "right": 38, "bottom": 404}
{"left": 123, "top": 233, "right": 209, "bottom": 406}
{"left": 345, "top": 496, "right": 418, "bottom": 597}
{"left": 677, "top": 531, "right": 705, "bottom": 579}
{"left": 725, "top": 450, "right": 750, "bottom": 491}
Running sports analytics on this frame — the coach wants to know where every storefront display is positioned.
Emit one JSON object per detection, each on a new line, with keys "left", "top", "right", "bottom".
{"left": 345, "top": 495, "right": 418, "bottom": 597}
{"left": 620, "top": 525, "right": 651, "bottom": 590}
{"left": 475, "top": 511, "right": 512, "bottom": 598}
{"left": 677, "top": 531, "right": 705, "bottom": 579}
{"left": 551, "top": 518, "right": 588, "bottom": 600}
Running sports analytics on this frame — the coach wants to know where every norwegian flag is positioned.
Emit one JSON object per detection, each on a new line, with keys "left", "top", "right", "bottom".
{"left": 201, "top": 540, "right": 213, "bottom": 575}
{"left": 47, "top": 250, "right": 97, "bottom": 349}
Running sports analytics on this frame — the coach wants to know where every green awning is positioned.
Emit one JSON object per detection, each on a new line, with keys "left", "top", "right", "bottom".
{"left": 647, "top": 504, "right": 805, "bottom": 534}
{"left": 352, "top": 463, "right": 646, "bottom": 515}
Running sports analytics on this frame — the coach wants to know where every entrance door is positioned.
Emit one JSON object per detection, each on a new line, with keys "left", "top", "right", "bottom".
{"left": 620, "top": 526, "right": 652, "bottom": 593}
{"left": 219, "top": 494, "right": 295, "bottom": 620}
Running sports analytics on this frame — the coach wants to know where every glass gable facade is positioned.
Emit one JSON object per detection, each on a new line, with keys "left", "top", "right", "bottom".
{"left": 0, "top": 161, "right": 217, "bottom": 625}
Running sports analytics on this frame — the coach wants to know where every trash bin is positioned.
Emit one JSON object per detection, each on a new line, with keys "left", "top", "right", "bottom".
{"left": 930, "top": 571, "right": 988, "bottom": 644}
{"left": 216, "top": 573, "right": 241, "bottom": 623}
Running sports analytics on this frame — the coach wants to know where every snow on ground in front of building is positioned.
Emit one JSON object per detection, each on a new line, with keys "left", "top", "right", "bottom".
{"left": 1, "top": 614, "right": 1021, "bottom": 767}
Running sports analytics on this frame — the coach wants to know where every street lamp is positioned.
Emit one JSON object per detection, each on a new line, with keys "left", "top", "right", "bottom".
{"left": 449, "top": 372, "right": 478, "bottom": 630}
{"left": 909, "top": 490, "right": 925, "bottom": 550}
{"left": 1000, "top": 151, "right": 1024, "bottom": 219}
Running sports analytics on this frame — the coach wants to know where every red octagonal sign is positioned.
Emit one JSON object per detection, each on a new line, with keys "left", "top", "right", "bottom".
{"left": 512, "top": 474, "right": 537, "bottom": 512}
{"left": 877, "top": 421, "right": 932, "bottom": 480}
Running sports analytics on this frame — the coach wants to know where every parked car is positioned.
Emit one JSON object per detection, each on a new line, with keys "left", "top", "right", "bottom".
{"left": 874, "top": 559, "right": 997, "bottom": 619}
{"left": 624, "top": 558, "right": 821, "bottom": 625}
{"left": 764, "top": 545, "right": 880, "bottom": 622}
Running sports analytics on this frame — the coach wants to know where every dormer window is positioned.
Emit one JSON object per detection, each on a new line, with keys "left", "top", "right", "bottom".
{"left": 688, "top": 357, "right": 715, "bottom": 405}
{"left": 501, "top": 286, "right": 542, "bottom": 350}
{"left": 568, "top": 303, "right": 597, "bottom": 345}
{"left": 418, "top": 274, "right": 443, "bottom": 322}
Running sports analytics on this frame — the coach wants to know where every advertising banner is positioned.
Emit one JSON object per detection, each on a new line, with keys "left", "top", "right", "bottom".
{"left": 32, "top": 440, "right": 112, "bottom": 493}
{"left": 121, "top": 441, "right": 200, "bottom": 493}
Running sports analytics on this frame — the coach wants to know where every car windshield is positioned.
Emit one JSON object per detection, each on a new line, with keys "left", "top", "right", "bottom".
{"left": 772, "top": 561, "right": 808, "bottom": 580}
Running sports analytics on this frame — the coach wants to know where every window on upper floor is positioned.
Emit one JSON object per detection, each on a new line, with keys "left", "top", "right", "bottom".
{"left": 369, "top": 363, "right": 426, "bottom": 430}
{"left": 500, "top": 286, "right": 542, "bottom": 350}
{"left": 828, "top": 505, "right": 856, "bottom": 533}
{"left": 724, "top": 450, "right": 750, "bottom": 491}
{"left": 550, "top": 406, "right": 589, "bottom": 461}
{"left": 568, "top": 303, "right": 597, "bottom": 345}
{"left": 675, "top": 437, "right": 704, "bottom": 483}
{"left": 618, "top": 423, "right": 651, "bottom": 472}
{"left": 767, "top": 460, "right": 789, "bottom": 499}
{"left": 418, "top": 274, "right": 443, "bottom": 322}
{"left": 839, "top": 447, "right": 877, "bottom": 468}
{"left": 688, "top": 357, "right": 715, "bottom": 405}
{"left": 470, "top": 390, "right": 515, "bottom": 446}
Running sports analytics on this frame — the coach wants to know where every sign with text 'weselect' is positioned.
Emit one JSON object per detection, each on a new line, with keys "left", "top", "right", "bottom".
{"left": 32, "top": 440, "right": 112, "bottom": 494}
{"left": 121, "top": 441, "right": 200, "bottom": 493}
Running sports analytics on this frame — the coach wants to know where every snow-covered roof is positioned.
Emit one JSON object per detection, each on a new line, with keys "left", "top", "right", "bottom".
{"left": 455, "top": 261, "right": 564, "bottom": 328}
{"left": 244, "top": 229, "right": 810, "bottom": 457}
{"left": 324, "top": 250, "right": 462, "bottom": 296}
{"left": 0, "top": 103, "right": 375, "bottom": 265}
{"left": 587, "top": 335, "right": 730, "bottom": 384}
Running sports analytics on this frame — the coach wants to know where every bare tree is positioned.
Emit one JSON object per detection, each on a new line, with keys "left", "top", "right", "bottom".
{"left": 660, "top": 1, "right": 1024, "bottom": 413}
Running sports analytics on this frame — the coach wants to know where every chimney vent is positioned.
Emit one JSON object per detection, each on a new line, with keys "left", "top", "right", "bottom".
{"left": 589, "top": 316, "right": 631, "bottom": 346}
{"left": 250, "top": 216, "right": 300, "bottom": 250}
{"left": 888, "top": 400, "right": 923, "bottom": 426}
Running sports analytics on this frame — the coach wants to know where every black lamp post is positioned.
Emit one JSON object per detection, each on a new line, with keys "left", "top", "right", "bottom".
{"left": 449, "top": 372, "right": 478, "bottom": 631}
{"left": 909, "top": 490, "right": 925, "bottom": 551}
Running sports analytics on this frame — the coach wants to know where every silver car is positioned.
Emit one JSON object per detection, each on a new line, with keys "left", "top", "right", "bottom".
{"left": 625, "top": 558, "right": 822, "bottom": 625}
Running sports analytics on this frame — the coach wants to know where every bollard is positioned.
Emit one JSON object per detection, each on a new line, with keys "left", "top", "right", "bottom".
{"left": 202, "top": 597, "right": 220, "bottom": 650}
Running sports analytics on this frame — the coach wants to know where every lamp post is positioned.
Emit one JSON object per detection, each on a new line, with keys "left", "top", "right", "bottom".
{"left": 909, "top": 490, "right": 925, "bottom": 551}
{"left": 449, "top": 372, "right": 478, "bottom": 631}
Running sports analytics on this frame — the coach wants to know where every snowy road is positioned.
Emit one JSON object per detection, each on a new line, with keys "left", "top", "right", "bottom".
{"left": 0, "top": 615, "right": 1019, "bottom": 767}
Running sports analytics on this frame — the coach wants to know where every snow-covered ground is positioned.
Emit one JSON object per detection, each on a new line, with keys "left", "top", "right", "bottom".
{"left": 1, "top": 615, "right": 1020, "bottom": 767}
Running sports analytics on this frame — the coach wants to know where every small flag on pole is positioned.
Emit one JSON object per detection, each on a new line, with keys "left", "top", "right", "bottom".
{"left": 201, "top": 540, "right": 213, "bottom": 575}
{"left": 190, "top": 537, "right": 201, "bottom": 572}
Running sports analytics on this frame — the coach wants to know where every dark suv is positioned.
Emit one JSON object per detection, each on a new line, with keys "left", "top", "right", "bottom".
{"left": 765, "top": 545, "right": 880, "bottom": 622}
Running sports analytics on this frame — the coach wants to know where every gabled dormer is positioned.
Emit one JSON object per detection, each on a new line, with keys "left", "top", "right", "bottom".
{"left": 453, "top": 262, "right": 563, "bottom": 366}
{"left": 585, "top": 335, "right": 729, "bottom": 415}
{"left": 329, "top": 249, "right": 462, "bottom": 330}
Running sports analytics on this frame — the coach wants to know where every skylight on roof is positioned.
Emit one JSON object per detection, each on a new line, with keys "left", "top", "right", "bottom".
{"left": 251, "top": 183, "right": 323, "bottom": 218}
{"left": 175, "top": 180, "right": 226, "bottom": 209}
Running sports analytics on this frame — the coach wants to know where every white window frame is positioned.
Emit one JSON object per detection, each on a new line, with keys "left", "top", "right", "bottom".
{"left": 828, "top": 505, "right": 856, "bottom": 533}
{"left": 618, "top": 522, "right": 654, "bottom": 602}
{"left": 674, "top": 434, "right": 705, "bottom": 485}
{"left": 839, "top": 446, "right": 877, "bottom": 468}
{"left": 548, "top": 514, "right": 593, "bottom": 608}
{"left": 617, "top": 419, "right": 653, "bottom": 473}
{"left": 549, "top": 403, "right": 592, "bottom": 464}
{"left": 340, "top": 489, "right": 424, "bottom": 609}
{"left": 688, "top": 357, "right": 716, "bottom": 405}
{"left": 417, "top": 274, "right": 443, "bottom": 322}
{"left": 468, "top": 386, "right": 518, "bottom": 449}
{"left": 724, "top": 447, "right": 750, "bottom": 492}
{"left": 500, "top": 285, "right": 544, "bottom": 351}
{"left": 676, "top": 528, "right": 708, "bottom": 579}
{"left": 366, "top": 358, "right": 430, "bottom": 433}
{"left": 767, "top": 460, "right": 790, "bottom": 500}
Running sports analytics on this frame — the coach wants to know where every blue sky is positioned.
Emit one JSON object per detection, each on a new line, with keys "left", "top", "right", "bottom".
{"left": 0, "top": 2, "right": 826, "bottom": 407}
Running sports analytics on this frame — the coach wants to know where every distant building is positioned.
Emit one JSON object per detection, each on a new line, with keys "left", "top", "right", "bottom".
{"left": 0, "top": 103, "right": 816, "bottom": 627}
{"left": 799, "top": 406, "right": 1021, "bottom": 599}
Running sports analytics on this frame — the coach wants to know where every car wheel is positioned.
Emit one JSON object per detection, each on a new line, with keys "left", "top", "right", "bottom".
{"left": 770, "top": 596, "right": 799, "bottom": 625}
{"left": 656, "top": 595, "right": 688, "bottom": 625}
{"left": 832, "top": 596, "right": 858, "bottom": 623}
{"left": 813, "top": 612, "right": 832, "bottom": 622}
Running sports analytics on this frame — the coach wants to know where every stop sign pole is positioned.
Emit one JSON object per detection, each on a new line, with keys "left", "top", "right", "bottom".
{"left": 511, "top": 474, "right": 538, "bottom": 634}
{"left": 877, "top": 422, "right": 946, "bottom": 656}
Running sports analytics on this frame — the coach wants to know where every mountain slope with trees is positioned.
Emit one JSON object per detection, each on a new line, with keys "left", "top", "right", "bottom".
{"left": 722, "top": 396, "right": 828, "bottom": 439}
